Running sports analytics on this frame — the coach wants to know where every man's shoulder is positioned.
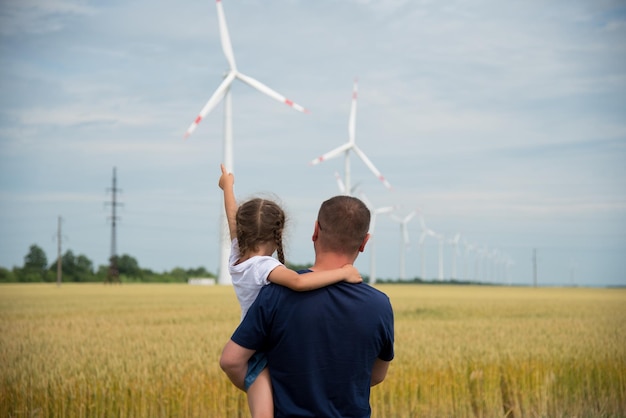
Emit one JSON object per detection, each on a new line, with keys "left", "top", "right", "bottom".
{"left": 259, "top": 281, "right": 390, "bottom": 303}
{"left": 334, "top": 282, "right": 391, "bottom": 303}
{"left": 359, "top": 283, "right": 392, "bottom": 302}
{"left": 360, "top": 283, "right": 388, "bottom": 295}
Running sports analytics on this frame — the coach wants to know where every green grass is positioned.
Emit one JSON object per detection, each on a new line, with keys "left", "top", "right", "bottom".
{"left": 1, "top": 283, "right": 624, "bottom": 417}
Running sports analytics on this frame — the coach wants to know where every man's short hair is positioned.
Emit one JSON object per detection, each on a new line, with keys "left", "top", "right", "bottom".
{"left": 317, "top": 195, "right": 370, "bottom": 254}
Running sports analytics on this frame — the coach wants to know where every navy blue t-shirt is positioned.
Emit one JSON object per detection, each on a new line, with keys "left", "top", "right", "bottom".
{"left": 231, "top": 279, "right": 394, "bottom": 418}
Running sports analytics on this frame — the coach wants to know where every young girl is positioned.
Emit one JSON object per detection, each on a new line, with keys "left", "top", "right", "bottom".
{"left": 218, "top": 164, "right": 361, "bottom": 418}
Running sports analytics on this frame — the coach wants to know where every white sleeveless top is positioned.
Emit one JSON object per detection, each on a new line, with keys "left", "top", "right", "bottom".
{"left": 228, "top": 238, "right": 282, "bottom": 321}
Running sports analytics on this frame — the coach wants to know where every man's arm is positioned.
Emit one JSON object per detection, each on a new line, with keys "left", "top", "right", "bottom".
{"left": 370, "top": 358, "right": 390, "bottom": 386}
{"left": 219, "top": 339, "right": 256, "bottom": 391}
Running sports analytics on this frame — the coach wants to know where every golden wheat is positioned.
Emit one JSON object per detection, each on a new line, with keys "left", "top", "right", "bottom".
{"left": 1, "top": 284, "right": 624, "bottom": 417}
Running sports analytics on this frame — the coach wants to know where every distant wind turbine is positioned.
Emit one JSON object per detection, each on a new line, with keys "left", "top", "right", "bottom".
{"left": 490, "top": 248, "right": 501, "bottom": 282}
{"left": 417, "top": 211, "right": 437, "bottom": 280}
{"left": 435, "top": 232, "right": 446, "bottom": 281}
{"left": 448, "top": 233, "right": 461, "bottom": 280}
{"left": 310, "top": 78, "right": 392, "bottom": 195}
{"left": 359, "top": 191, "right": 394, "bottom": 285}
{"left": 477, "top": 246, "right": 489, "bottom": 281}
{"left": 391, "top": 211, "right": 416, "bottom": 281}
{"left": 184, "top": 0, "right": 308, "bottom": 285}
{"left": 506, "top": 257, "right": 515, "bottom": 285}
{"left": 463, "top": 240, "right": 475, "bottom": 281}
{"left": 417, "top": 232, "right": 428, "bottom": 280}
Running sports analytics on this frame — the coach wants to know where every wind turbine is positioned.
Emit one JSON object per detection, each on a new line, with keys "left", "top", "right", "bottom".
{"left": 184, "top": 0, "right": 308, "bottom": 285}
{"left": 506, "top": 257, "right": 515, "bottom": 285}
{"left": 486, "top": 248, "right": 498, "bottom": 283}
{"left": 435, "top": 232, "right": 446, "bottom": 281}
{"left": 415, "top": 210, "right": 444, "bottom": 281}
{"left": 359, "top": 191, "right": 394, "bottom": 285}
{"left": 391, "top": 210, "right": 416, "bottom": 281}
{"left": 463, "top": 240, "right": 475, "bottom": 281}
{"left": 417, "top": 211, "right": 437, "bottom": 281}
{"left": 490, "top": 248, "right": 502, "bottom": 283}
{"left": 476, "top": 246, "right": 489, "bottom": 282}
{"left": 310, "top": 78, "right": 392, "bottom": 196}
{"left": 447, "top": 233, "right": 461, "bottom": 280}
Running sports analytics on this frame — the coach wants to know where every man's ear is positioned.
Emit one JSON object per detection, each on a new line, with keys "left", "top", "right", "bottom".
{"left": 312, "top": 220, "right": 320, "bottom": 242}
{"left": 358, "top": 233, "right": 371, "bottom": 253}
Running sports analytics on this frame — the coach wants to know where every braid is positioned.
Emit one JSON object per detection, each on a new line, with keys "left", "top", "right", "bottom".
{"left": 274, "top": 227, "right": 285, "bottom": 264}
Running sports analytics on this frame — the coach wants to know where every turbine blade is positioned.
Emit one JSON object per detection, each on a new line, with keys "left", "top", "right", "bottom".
{"left": 405, "top": 211, "right": 416, "bottom": 223}
{"left": 216, "top": 0, "right": 237, "bottom": 70}
{"left": 352, "top": 145, "right": 392, "bottom": 189}
{"left": 376, "top": 206, "right": 394, "bottom": 215}
{"left": 348, "top": 78, "right": 358, "bottom": 144}
{"left": 310, "top": 142, "right": 352, "bottom": 165}
{"left": 184, "top": 72, "right": 236, "bottom": 138}
{"left": 334, "top": 171, "right": 346, "bottom": 194}
{"left": 236, "top": 72, "right": 309, "bottom": 113}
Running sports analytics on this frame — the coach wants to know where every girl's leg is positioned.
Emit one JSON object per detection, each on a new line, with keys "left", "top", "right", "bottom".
{"left": 247, "top": 367, "right": 273, "bottom": 418}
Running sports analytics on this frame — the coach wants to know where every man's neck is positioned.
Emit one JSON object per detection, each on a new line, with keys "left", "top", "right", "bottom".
{"left": 310, "top": 251, "right": 356, "bottom": 272}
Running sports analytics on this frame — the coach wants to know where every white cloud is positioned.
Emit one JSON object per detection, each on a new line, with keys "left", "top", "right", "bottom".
{"left": 0, "top": 190, "right": 103, "bottom": 204}
{"left": 0, "top": 0, "right": 97, "bottom": 36}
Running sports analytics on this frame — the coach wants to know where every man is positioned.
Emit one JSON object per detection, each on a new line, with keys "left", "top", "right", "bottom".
{"left": 220, "top": 195, "right": 395, "bottom": 417}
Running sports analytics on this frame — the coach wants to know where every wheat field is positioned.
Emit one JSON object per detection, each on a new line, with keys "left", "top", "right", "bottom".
{"left": 1, "top": 283, "right": 624, "bottom": 417}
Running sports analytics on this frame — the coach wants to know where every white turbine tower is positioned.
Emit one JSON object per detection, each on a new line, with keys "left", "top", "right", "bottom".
{"left": 184, "top": 0, "right": 308, "bottom": 285}
{"left": 417, "top": 232, "right": 428, "bottom": 281}
{"left": 463, "top": 240, "right": 475, "bottom": 281}
{"left": 391, "top": 211, "right": 416, "bottom": 281}
{"left": 506, "top": 257, "right": 515, "bottom": 285}
{"left": 359, "top": 192, "right": 394, "bottom": 285}
{"left": 487, "top": 249, "right": 498, "bottom": 282}
{"left": 477, "top": 246, "right": 489, "bottom": 281}
{"left": 448, "top": 233, "right": 461, "bottom": 280}
{"left": 310, "top": 78, "right": 392, "bottom": 196}
{"left": 435, "top": 232, "right": 446, "bottom": 281}
{"left": 490, "top": 248, "right": 501, "bottom": 283}
{"left": 417, "top": 211, "right": 437, "bottom": 281}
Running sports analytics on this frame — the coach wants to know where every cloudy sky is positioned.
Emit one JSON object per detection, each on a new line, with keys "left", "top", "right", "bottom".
{"left": 1, "top": 0, "right": 624, "bottom": 287}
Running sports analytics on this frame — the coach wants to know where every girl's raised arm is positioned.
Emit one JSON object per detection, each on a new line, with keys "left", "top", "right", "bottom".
{"left": 218, "top": 164, "right": 237, "bottom": 240}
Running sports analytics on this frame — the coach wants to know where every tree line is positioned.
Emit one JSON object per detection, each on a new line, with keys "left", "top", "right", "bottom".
{"left": 0, "top": 244, "right": 215, "bottom": 284}
{"left": 0, "top": 245, "right": 490, "bottom": 285}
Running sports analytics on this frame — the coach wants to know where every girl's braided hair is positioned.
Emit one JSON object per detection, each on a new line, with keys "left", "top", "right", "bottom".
{"left": 236, "top": 198, "right": 286, "bottom": 264}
